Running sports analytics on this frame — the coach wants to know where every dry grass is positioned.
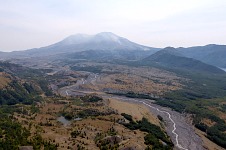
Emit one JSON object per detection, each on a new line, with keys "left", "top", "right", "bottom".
{"left": 75, "top": 63, "right": 184, "bottom": 95}
{"left": 0, "top": 72, "right": 11, "bottom": 89}
{"left": 201, "top": 118, "right": 216, "bottom": 127}
{"left": 96, "top": 73, "right": 179, "bottom": 95}
{"left": 195, "top": 128, "right": 225, "bottom": 150}
{"left": 73, "top": 118, "right": 147, "bottom": 150}
{"left": 13, "top": 95, "right": 164, "bottom": 150}
{"left": 207, "top": 106, "right": 226, "bottom": 122}
{"left": 108, "top": 98, "right": 160, "bottom": 126}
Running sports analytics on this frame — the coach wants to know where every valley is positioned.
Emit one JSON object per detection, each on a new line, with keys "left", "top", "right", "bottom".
{"left": 1, "top": 0, "right": 226, "bottom": 149}
{"left": 0, "top": 32, "right": 226, "bottom": 150}
{"left": 51, "top": 67, "right": 218, "bottom": 150}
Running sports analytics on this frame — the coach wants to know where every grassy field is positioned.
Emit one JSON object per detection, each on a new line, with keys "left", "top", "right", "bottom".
{"left": 9, "top": 94, "right": 170, "bottom": 149}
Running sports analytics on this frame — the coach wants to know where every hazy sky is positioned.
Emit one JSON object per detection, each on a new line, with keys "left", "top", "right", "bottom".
{"left": 0, "top": 0, "right": 226, "bottom": 51}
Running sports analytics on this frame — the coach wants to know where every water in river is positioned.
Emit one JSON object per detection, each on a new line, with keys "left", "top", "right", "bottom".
{"left": 57, "top": 116, "right": 71, "bottom": 126}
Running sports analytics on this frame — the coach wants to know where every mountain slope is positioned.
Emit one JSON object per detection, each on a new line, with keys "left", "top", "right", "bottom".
{"left": 64, "top": 49, "right": 158, "bottom": 61}
{"left": 177, "top": 44, "right": 226, "bottom": 68}
{"left": 0, "top": 61, "right": 53, "bottom": 105}
{"left": 1, "top": 32, "right": 225, "bottom": 67}
{"left": 141, "top": 47, "right": 225, "bottom": 74}
{"left": 7, "top": 32, "right": 158, "bottom": 57}
{"left": 51, "top": 32, "right": 152, "bottom": 51}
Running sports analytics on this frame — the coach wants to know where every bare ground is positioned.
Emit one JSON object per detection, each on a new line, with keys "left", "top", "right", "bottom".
{"left": 108, "top": 98, "right": 160, "bottom": 126}
{"left": 108, "top": 96, "right": 205, "bottom": 150}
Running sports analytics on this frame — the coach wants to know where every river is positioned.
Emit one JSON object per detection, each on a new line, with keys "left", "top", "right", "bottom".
{"left": 57, "top": 116, "right": 71, "bottom": 126}
{"left": 59, "top": 73, "right": 205, "bottom": 150}
{"left": 107, "top": 96, "right": 204, "bottom": 150}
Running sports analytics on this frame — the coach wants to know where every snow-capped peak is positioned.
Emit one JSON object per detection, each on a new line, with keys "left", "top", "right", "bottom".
{"left": 61, "top": 33, "right": 92, "bottom": 45}
{"left": 53, "top": 32, "right": 151, "bottom": 51}
{"left": 94, "top": 32, "right": 123, "bottom": 44}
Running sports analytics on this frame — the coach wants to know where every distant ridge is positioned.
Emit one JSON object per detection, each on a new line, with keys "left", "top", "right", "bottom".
{"left": 140, "top": 47, "right": 225, "bottom": 74}
{"left": 0, "top": 33, "right": 225, "bottom": 69}
{"left": 177, "top": 44, "right": 226, "bottom": 68}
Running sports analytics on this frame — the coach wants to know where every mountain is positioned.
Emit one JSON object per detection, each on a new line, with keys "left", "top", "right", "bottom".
{"left": 64, "top": 49, "right": 158, "bottom": 61}
{"left": 140, "top": 47, "right": 225, "bottom": 74}
{"left": 177, "top": 44, "right": 226, "bottom": 68}
{"left": 57, "top": 32, "right": 148, "bottom": 49}
{"left": 51, "top": 32, "right": 153, "bottom": 51}
{"left": 2, "top": 32, "right": 158, "bottom": 58}
{"left": 0, "top": 32, "right": 225, "bottom": 68}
